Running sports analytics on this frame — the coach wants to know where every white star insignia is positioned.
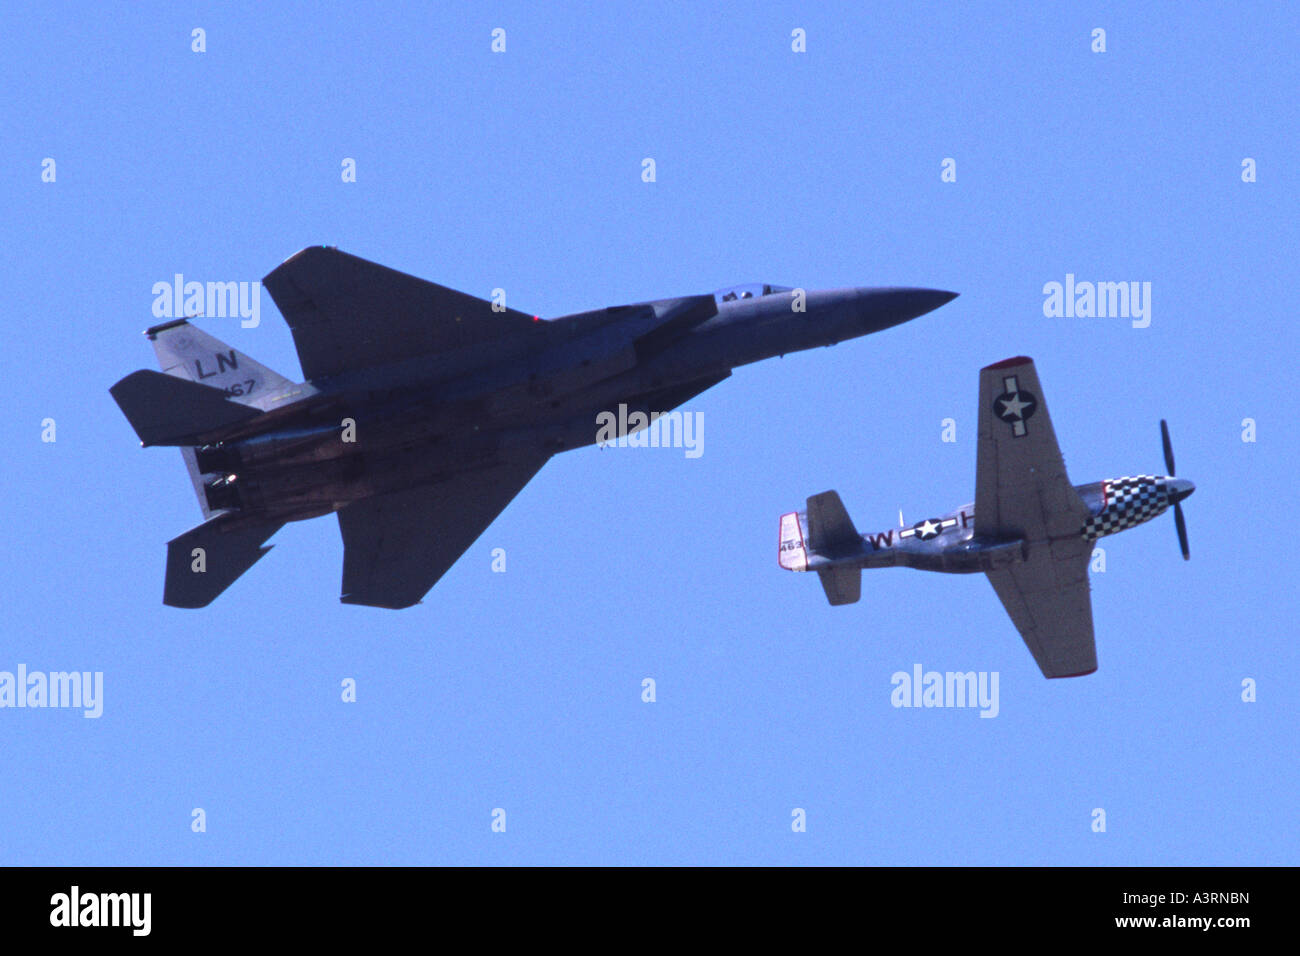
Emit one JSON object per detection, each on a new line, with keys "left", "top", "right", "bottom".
{"left": 1000, "top": 393, "right": 1031, "bottom": 418}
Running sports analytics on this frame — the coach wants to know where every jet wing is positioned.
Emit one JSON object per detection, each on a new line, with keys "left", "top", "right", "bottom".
{"left": 974, "top": 357, "right": 1089, "bottom": 542}
{"left": 986, "top": 539, "right": 1097, "bottom": 677}
{"left": 620, "top": 371, "right": 731, "bottom": 418}
{"left": 263, "top": 247, "right": 542, "bottom": 383}
{"left": 337, "top": 456, "right": 548, "bottom": 609}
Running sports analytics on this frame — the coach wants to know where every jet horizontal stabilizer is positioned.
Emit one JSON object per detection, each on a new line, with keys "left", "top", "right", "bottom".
{"left": 164, "top": 515, "right": 283, "bottom": 608}
{"left": 109, "top": 369, "right": 262, "bottom": 447}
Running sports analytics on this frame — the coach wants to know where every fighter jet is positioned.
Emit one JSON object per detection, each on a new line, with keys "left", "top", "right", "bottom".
{"left": 111, "top": 246, "right": 958, "bottom": 609}
{"left": 777, "top": 357, "right": 1195, "bottom": 678}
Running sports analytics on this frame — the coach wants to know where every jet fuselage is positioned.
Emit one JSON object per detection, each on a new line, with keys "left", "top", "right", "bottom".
{"left": 199, "top": 286, "right": 957, "bottom": 524}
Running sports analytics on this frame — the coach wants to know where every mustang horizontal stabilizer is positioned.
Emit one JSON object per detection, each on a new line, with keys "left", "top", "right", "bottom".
{"left": 807, "top": 491, "right": 863, "bottom": 605}
{"left": 263, "top": 246, "right": 542, "bottom": 382}
{"left": 338, "top": 456, "right": 549, "bottom": 609}
{"left": 110, "top": 369, "right": 262, "bottom": 447}
{"left": 806, "top": 490, "right": 862, "bottom": 558}
{"left": 164, "top": 516, "right": 283, "bottom": 608}
{"left": 817, "top": 565, "right": 861, "bottom": 606}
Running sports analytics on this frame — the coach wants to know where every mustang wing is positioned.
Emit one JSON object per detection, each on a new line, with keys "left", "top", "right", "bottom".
{"left": 974, "top": 356, "right": 1089, "bottom": 541}
{"left": 986, "top": 537, "right": 1097, "bottom": 678}
{"left": 338, "top": 457, "right": 548, "bottom": 609}
{"left": 973, "top": 357, "right": 1096, "bottom": 677}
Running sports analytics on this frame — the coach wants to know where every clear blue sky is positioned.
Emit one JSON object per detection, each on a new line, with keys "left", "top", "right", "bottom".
{"left": 3, "top": 2, "right": 1296, "bottom": 865}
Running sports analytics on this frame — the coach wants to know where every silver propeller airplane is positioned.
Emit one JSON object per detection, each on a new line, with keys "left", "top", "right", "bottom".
{"left": 777, "top": 357, "right": 1195, "bottom": 678}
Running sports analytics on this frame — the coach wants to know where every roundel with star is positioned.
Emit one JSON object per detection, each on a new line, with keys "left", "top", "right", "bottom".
{"left": 913, "top": 518, "right": 942, "bottom": 540}
{"left": 994, "top": 388, "right": 1037, "bottom": 428}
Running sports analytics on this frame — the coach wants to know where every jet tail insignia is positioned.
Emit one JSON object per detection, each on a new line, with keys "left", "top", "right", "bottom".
{"left": 146, "top": 317, "right": 297, "bottom": 409}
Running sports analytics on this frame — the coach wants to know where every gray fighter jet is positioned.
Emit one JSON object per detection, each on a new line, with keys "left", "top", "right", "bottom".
{"left": 111, "top": 247, "right": 957, "bottom": 609}
{"left": 778, "top": 357, "right": 1195, "bottom": 678}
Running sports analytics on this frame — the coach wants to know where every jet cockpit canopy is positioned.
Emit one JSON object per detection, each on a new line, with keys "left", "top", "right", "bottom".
{"left": 713, "top": 283, "right": 794, "bottom": 304}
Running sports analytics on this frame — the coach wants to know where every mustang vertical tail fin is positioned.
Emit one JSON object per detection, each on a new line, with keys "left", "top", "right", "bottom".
{"left": 164, "top": 515, "right": 284, "bottom": 608}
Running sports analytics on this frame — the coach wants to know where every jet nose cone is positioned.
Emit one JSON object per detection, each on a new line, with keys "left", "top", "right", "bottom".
{"left": 855, "top": 287, "right": 959, "bottom": 331}
{"left": 1167, "top": 477, "right": 1195, "bottom": 502}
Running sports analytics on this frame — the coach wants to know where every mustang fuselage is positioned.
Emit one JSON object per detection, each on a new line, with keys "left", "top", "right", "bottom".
{"left": 779, "top": 475, "right": 1197, "bottom": 575}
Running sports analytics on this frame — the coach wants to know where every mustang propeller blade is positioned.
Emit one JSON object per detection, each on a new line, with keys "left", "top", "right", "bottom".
{"left": 1161, "top": 419, "right": 1190, "bottom": 561}
{"left": 1174, "top": 500, "right": 1190, "bottom": 560}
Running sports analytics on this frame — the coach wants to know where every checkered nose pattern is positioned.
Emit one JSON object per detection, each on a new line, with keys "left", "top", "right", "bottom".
{"left": 1081, "top": 475, "right": 1169, "bottom": 540}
